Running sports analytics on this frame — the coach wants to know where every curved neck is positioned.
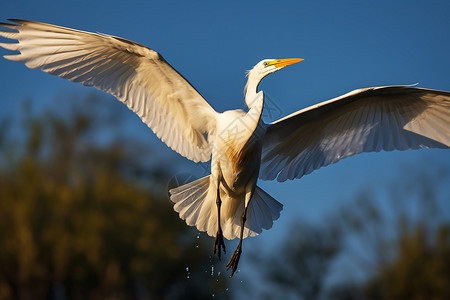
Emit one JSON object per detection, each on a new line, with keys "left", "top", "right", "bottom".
{"left": 244, "top": 71, "right": 264, "bottom": 109}
{"left": 242, "top": 71, "right": 265, "bottom": 140}
{"left": 238, "top": 70, "right": 266, "bottom": 145}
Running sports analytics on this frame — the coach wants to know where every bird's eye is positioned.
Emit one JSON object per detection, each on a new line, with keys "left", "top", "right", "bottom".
{"left": 263, "top": 62, "right": 269, "bottom": 67}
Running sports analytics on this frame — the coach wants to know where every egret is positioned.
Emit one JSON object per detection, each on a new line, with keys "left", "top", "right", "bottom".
{"left": 1, "top": 19, "right": 449, "bottom": 277}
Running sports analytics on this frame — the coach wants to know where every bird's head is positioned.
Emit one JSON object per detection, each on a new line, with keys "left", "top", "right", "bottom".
{"left": 254, "top": 58, "right": 303, "bottom": 78}
{"left": 245, "top": 58, "right": 303, "bottom": 101}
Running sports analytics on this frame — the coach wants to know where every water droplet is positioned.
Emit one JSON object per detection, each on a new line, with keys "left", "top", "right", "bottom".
{"left": 186, "top": 267, "right": 189, "bottom": 272}
{"left": 187, "top": 275, "right": 190, "bottom": 279}
{"left": 195, "top": 245, "right": 198, "bottom": 248}
{"left": 226, "top": 288, "right": 229, "bottom": 292}
{"left": 212, "top": 294, "right": 215, "bottom": 298}
{"left": 211, "top": 266, "right": 214, "bottom": 276}
{"left": 218, "top": 271, "right": 221, "bottom": 276}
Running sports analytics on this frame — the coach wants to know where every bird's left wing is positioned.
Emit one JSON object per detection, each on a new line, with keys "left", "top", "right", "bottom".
{"left": 0, "top": 19, "right": 217, "bottom": 162}
{"left": 260, "top": 86, "right": 450, "bottom": 182}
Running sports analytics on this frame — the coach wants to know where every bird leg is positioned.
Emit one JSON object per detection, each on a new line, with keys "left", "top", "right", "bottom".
{"left": 227, "top": 184, "right": 254, "bottom": 277}
{"left": 226, "top": 206, "right": 248, "bottom": 277}
{"left": 213, "top": 187, "right": 226, "bottom": 260}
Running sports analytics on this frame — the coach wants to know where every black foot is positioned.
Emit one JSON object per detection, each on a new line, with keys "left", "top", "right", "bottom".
{"left": 226, "top": 244, "right": 242, "bottom": 277}
{"left": 213, "top": 229, "right": 226, "bottom": 260}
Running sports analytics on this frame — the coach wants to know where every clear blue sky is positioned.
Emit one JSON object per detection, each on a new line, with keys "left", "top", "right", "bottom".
{"left": 1, "top": 0, "right": 450, "bottom": 286}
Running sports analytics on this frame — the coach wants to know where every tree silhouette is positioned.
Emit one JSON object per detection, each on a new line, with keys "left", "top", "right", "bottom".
{"left": 0, "top": 94, "right": 229, "bottom": 300}
{"left": 246, "top": 163, "right": 450, "bottom": 300}
{"left": 331, "top": 165, "right": 450, "bottom": 300}
{"left": 246, "top": 221, "right": 342, "bottom": 300}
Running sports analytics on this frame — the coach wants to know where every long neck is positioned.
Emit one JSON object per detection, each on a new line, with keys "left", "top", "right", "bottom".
{"left": 242, "top": 71, "right": 265, "bottom": 140}
{"left": 244, "top": 71, "right": 264, "bottom": 109}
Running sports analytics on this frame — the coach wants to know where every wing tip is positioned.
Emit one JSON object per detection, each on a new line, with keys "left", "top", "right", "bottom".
{"left": 0, "top": 42, "right": 19, "bottom": 51}
{"left": 0, "top": 19, "right": 24, "bottom": 32}
{"left": 3, "top": 54, "right": 22, "bottom": 62}
{"left": 6, "top": 19, "right": 27, "bottom": 24}
{"left": 0, "top": 23, "right": 17, "bottom": 30}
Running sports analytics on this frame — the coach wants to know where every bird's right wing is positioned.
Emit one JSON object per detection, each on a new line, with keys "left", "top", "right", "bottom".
{"left": 0, "top": 19, "right": 218, "bottom": 162}
{"left": 260, "top": 86, "right": 450, "bottom": 182}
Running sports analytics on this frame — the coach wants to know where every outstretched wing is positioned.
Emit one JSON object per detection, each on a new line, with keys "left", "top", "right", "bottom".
{"left": 0, "top": 19, "right": 218, "bottom": 162}
{"left": 261, "top": 86, "right": 450, "bottom": 182}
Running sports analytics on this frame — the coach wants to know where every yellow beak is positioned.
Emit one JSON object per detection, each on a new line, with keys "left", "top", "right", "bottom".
{"left": 268, "top": 58, "right": 304, "bottom": 68}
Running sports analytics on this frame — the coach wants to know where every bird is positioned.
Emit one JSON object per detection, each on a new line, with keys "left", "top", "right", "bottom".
{"left": 0, "top": 19, "right": 449, "bottom": 277}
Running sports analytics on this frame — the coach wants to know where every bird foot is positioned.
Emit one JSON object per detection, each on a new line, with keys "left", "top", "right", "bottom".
{"left": 226, "top": 244, "right": 242, "bottom": 277}
{"left": 213, "top": 229, "right": 226, "bottom": 260}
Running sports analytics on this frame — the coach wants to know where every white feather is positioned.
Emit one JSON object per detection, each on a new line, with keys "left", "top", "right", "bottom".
{"left": 170, "top": 177, "right": 283, "bottom": 240}
{"left": 0, "top": 19, "right": 217, "bottom": 162}
{"left": 261, "top": 86, "right": 450, "bottom": 181}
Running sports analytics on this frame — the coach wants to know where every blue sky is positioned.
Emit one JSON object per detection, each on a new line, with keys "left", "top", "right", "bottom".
{"left": 1, "top": 0, "right": 450, "bottom": 285}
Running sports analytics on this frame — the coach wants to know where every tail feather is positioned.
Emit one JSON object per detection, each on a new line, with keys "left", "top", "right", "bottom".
{"left": 170, "top": 175, "right": 212, "bottom": 227}
{"left": 170, "top": 176, "right": 283, "bottom": 240}
{"left": 244, "top": 186, "right": 283, "bottom": 238}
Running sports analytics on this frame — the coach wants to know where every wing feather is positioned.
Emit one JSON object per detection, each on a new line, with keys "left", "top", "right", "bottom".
{"left": 0, "top": 19, "right": 217, "bottom": 162}
{"left": 261, "top": 86, "right": 450, "bottom": 181}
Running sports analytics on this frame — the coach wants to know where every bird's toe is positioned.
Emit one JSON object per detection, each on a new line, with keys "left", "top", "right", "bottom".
{"left": 213, "top": 230, "right": 226, "bottom": 260}
{"left": 226, "top": 244, "right": 242, "bottom": 277}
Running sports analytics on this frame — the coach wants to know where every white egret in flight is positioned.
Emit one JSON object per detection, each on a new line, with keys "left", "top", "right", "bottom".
{"left": 1, "top": 19, "right": 449, "bottom": 277}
